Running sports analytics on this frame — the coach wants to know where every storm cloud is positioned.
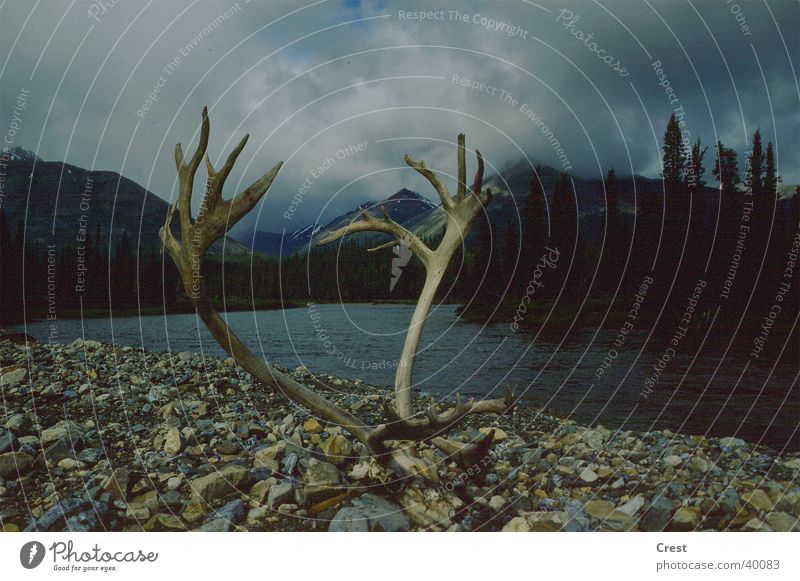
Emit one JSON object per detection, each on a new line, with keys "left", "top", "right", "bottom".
{"left": 1, "top": 0, "right": 797, "bottom": 232}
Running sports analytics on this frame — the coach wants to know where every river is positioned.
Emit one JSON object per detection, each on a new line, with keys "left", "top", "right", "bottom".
{"left": 19, "top": 303, "right": 798, "bottom": 451}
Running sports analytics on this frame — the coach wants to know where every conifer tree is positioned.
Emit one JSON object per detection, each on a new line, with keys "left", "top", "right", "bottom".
{"left": 662, "top": 113, "right": 686, "bottom": 193}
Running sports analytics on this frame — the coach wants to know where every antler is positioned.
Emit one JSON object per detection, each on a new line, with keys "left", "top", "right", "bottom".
{"left": 161, "top": 111, "right": 511, "bottom": 481}
{"left": 160, "top": 107, "right": 374, "bottom": 446}
{"left": 319, "top": 134, "right": 493, "bottom": 420}
{"left": 370, "top": 391, "right": 513, "bottom": 444}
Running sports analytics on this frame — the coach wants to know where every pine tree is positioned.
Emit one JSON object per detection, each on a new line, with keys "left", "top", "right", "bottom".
{"left": 662, "top": 113, "right": 686, "bottom": 193}
{"left": 746, "top": 129, "right": 763, "bottom": 197}
{"left": 684, "top": 138, "right": 707, "bottom": 195}
{"left": 763, "top": 141, "right": 778, "bottom": 199}
{"left": 713, "top": 141, "right": 739, "bottom": 196}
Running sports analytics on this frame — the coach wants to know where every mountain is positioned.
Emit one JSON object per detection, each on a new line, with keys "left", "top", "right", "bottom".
{"left": 4, "top": 146, "right": 41, "bottom": 163}
{"left": 0, "top": 154, "right": 249, "bottom": 258}
{"left": 234, "top": 188, "right": 436, "bottom": 255}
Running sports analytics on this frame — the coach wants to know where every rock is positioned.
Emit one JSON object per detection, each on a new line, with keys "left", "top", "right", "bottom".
{"left": 664, "top": 455, "right": 683, "bottom": 467}
{"left": 579, "top": 468, "right": 599, "bottom": 483}
{"left": 189, "top": 464, "right": 250, "bottom": 502}
{"left": 0, "top": 429, "right": 17, "bottom": 454}
{"left": 198, "top": 517, "right": 238, "bottom": 532}
{"left": 319, "top": 434, "right": 352, "bottom": 465}
{"left": 400, "top": 488, "right": 463, "bottom": 528}
{"left": 281, "top": 453, "right": 298, "bottom": 476}
{"left": 163, "top": 427, "right": 182, "bottom": 456}
{"left": 27, "top": 499, "right": 111, "bottom": 532}
{"left": 57, "top": 458, "right": 84, "bottom": 470}
{"left": 0, "top": 451, "right": 33, "bottom": 478}
{"left": 249, "top": 479, "right": 275, "bottom": 504}
{"left": 75, "top": 447, "right": 103, "bottom": 465}
{"left": 618, "top": 495, "right": 646, "bottom": 517}
{"left": 42, "top": 437, "right": 82, "bottom": 465}
{"left": 582, "top": 428, "right": 605, "bottom": 450}
{"left": 479, "top": 427, "right": 508, "bottom": 441}
{"left": 4, "top": 413, "right": 31, "bottom": 434}
{"left": 303, "top": 418, "right": 322, "bottom": 433}
{"left": 143, "top": 513, "right": 184, "bottom": 531}
{"left": 101, "top": 468, "right": 130, "bottom": 501}
{"left": 329, "top": 494, "right": 410, "bottom": 532}
{"left": 304, "top": 461, "right": 342, "bottom": 502}
{"left": 125, "top": 502, "right": 151, "bottom": 521}
{"left": 182, "top": 503, "right": 206, "bottom": 524}
{"left": 764, "top": 512, "right": 798, "bottom": 532}
{"left": 488, "top": 495, "right": 506, "bottom": 511}
{"left": 584, "top": 500, "right": 615, "bottom": 520}
{"left": 159, "top": 490, "right": 185, "bottom": 512}
{"left": 247, "top": 507, "right": 268, "bottom": 524}
{"left": 0, "top": 367, "right": 26, "bottom": 387}
{"left": 502, "top": 516, "right": 530, "bottom": 532}
{"left": 213, "top": 499, "right": 245, "bottom": 524}
{"left": 267, "top": 481, "right": 294, "bottom": 508}
{"left": 526, "top": 511, "right": 571, "bottom": 531}
{"left": 742, "top": 517, "right": 772, "bottom": 532}
{"left": 717, "top": 488, "right": 739, "bottom": 513}
{"left": 641, "top": 496, "right": 674, "bottom": 532}
{"left": 719, "top": 436, "right": 746, "bottom": 450}
{"left": 253, "top": 442, "right": 285, "bottom": 469}
{"left": 742, "top": 489, "right": 773, "bottom": 513}
{"left": 671, "top": 507, "right": 700, "bottom": 531}
{"left": 41, "top": 420, "right": 85, "bottom": 446}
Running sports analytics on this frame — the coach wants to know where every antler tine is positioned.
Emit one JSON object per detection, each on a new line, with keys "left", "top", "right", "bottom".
{"left": 225, "top": 160, "right": 283, "bottom": 228}
{"left": 472, "top": 148, "right": 484, "bottom": 198}
{"left": 404, "top": 154, "right": 452, "bottom": 210}
{"left": 173, "top": 107, "right": 211, "bottom": 241}
{"left": 218, "top": 133, "right": 250, "bottom": 184}
{"left": 456, "top": 134, "right": 467, "bottom": 202}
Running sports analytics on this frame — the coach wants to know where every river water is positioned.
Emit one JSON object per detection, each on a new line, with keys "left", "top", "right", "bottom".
{"left": 20, "top": 303, "right": 798, "bottom": 450}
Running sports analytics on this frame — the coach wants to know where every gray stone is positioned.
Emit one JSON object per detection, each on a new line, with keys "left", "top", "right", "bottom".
{"left": 0, "top": 451, "right": 33, "bottom": 478}
{"left": 641, "top": 496, "right": 674, "bottom": 532}
{"left": 0, "top": 429, "right": 18, "bottom": 454}
{"left": 4, "top": 413, "right": 31, "bottom": 435}
{"left": 719, "top": 437, "right": 746, "bottom": 451}
{"left": 213, "top": 499, "right": 245, "bottom": 524}
{"left": 189, "top": 464, "right": 250, "bottom": 502}
{"left": 0, "top": 368, "right": 26, "bottom": 387}
{"left": 329, "top": 494, "right": 410, "bottom": 532}
{"left": 42, "top": 437, "right": 82, "bottom": 465}
{"left": 77, "top": 448, "right": 105, "bottom": 465}
{"left": 41, "top": 420, "right": 85, "bottom": 446}
{"left": 27, "top": 499, "right": 111, "bottom": 532}
{"left": 267, "top": 481, "right": 294, "bottom": 508}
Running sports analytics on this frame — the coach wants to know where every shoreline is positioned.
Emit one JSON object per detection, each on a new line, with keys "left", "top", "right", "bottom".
{"left": 0, "top": 338, "right": 798, "bottom": 532}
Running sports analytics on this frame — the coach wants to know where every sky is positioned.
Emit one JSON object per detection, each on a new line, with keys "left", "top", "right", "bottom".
{"left": 1, "top": 0, "right": 798, "bottom": 233}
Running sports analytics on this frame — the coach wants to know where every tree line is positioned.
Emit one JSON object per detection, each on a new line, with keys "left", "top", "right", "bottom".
{"left": 2, "top": 115, "right": 799, "bottom": 344}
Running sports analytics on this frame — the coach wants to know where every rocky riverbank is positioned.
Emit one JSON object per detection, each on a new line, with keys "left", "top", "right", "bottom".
{"left": 0, "top": 337, "right": 798, "bottom": 532}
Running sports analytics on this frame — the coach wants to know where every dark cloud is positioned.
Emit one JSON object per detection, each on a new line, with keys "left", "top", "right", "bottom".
{"left": 1, "top": 0, "right": 797, "bottom": 233}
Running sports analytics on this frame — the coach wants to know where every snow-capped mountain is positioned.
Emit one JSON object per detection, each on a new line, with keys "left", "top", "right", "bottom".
{"left": 4, "top": 146, "right": 41, "bottom": 163}
{"left": 234, "top": 188, "right": 436, "bottom": 256}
